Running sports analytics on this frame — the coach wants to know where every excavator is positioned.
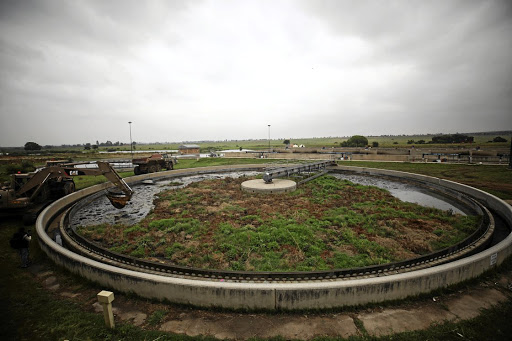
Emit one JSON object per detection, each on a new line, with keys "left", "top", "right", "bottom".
{"left": 0, "top": 161, "right": 133, "bottom": 224}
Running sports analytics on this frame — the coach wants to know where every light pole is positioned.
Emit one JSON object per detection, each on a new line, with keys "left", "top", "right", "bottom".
{"left": 268, "top": 124, "right": 271, "bottom": 153}
{"left": 509, "top": 136, "right": 512, "bottom": 169}
{"left": 128, "top": 121, "right": 133, "bottom": 159}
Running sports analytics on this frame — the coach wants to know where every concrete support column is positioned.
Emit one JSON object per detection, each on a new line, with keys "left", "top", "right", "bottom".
{"left": 97, "top": 290, "right": 115, "bottom": 328}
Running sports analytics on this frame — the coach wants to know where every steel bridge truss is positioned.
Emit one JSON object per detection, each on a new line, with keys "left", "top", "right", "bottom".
{"left": 263, "top": 160, "right": 337, "bottom": 183}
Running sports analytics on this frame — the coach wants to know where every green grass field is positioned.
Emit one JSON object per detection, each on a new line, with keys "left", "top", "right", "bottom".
{"left": 2, "top": 132, "right": 510, "bottom": 154}
{"left": 66, "top": 133, "right": 511, "bottom": 151}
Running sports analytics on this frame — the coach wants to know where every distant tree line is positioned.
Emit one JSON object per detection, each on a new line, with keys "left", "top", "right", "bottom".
{"left": 407, "top": 134, "right": 475, "bottom": 145}
{"left": 490, "top": 136, "right": 507, "bottom": 143}
{"left": 22, "top": 140, "right": 135, "bottom": 152}
{"left": 407, "top": 139, "right": 426, "bottom": 145}
{"left": 431, "top": 134, "right": 474, "bottom": 144}
{"left": 95, "top": 140, "right": 126, "bottom": 147}
{"left": 84, "top": 140, "right": 135, "bottom": 150}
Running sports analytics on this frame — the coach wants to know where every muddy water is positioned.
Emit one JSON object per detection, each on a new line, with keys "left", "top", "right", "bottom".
{"left": 330, "top": 173, "right": 467, "bottom": 215}
{"left": 70, "top": 172, "right": 259, "bottom": 228}
{"left": 71, "top": 171, "right": 468, "bottom": 228}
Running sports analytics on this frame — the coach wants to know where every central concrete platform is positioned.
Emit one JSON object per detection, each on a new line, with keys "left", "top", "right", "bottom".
{"left": 241, "top": 179, "right": 297, "bottom": 194}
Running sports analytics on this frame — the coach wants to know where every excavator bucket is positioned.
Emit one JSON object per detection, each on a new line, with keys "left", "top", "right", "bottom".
{"left": 105, "top": 191, "right": 132, "bottom": 209}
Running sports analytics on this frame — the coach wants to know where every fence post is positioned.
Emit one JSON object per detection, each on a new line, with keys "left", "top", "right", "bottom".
{"left": 97, "top": 290, "right": 115, "bottom": 328}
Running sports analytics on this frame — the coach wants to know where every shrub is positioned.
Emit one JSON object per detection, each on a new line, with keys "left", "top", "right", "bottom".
{"left": 5, "top": 161, "right": 35, "bottom": 174}
{"left": 24, "top": 141, "right": 41, "bottom": 151}
{"left": 341, "top": 135, "right": 368, "bottom": 147}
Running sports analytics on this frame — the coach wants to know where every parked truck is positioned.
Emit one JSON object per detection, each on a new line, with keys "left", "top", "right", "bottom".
{"left": 132, "top": 153, "right": 176, "bottom": 175}
{"left": 0, "top": 161, "right": 133, "bottom": 224}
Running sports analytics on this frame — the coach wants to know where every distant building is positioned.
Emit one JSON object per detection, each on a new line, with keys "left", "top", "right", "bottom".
{"left": 179, "top": 144, "right": 200, "bottom": 155}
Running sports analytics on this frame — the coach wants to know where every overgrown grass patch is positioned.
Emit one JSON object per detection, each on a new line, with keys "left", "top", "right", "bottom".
{"left": 77, "top": 175, "right": 480, "bottom": 272}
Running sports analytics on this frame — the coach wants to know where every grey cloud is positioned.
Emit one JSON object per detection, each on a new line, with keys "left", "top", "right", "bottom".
{"left": 301, "top": 0, "right": 512, "bottom": 130}
{"left": 1, "top": 1, "right": 511, "bottom": 146}
{"left": 0, "top": 0, "right": 187, "bottom": 57}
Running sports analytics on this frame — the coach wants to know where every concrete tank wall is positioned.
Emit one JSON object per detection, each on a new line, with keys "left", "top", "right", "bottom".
{"left": 350, "top": 154, "right": 411, "bottom": 162}
{"left": 36, "top": 164, "right": 512, "bottom": 310}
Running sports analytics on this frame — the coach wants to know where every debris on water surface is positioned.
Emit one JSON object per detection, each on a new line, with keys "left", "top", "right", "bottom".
{"left": 70, "top": 172, "right": 259, "bottom": 228}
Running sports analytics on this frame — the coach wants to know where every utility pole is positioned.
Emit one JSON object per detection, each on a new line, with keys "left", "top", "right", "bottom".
{"left": 268, "top": 124, "right": 271, "bottom": 153}
{"left": 128, "top": 121, "right": 133, "bottom": 159}
{"left": 509, "top": 136, "right": 512, "bottom": 169}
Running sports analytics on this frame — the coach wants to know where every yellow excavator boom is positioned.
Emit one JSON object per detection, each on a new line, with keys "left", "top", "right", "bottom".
{"left": 13, "top": 161, "right": 133, "bottom": 209}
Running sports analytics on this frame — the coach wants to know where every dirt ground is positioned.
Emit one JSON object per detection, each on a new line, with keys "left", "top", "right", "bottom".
{"left": 28, "top": 258, "right": 512, "bottom": 340}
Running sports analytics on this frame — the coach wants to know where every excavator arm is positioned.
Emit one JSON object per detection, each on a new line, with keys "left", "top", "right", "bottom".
{"left": 94, "top": 162, "right": 133, "bottom": 208}
{"left": 15, "top": 168, "right": 68, "bottom": 197}
{"left": 14, "top": 161, "right": 133, "bottom": 209}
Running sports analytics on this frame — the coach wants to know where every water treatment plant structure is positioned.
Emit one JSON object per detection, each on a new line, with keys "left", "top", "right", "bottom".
{"left": 35, "top": 164, "right": 512, "bottom": 310}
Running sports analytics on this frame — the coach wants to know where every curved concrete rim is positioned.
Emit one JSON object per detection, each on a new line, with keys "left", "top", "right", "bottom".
{"left": 36, "top": 164, "right": 512, "bottom": 310}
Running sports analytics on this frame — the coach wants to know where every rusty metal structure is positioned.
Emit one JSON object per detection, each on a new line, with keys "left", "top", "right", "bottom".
{"left": 132, "top": 153, "right": 176, "bottom": 175}
{"left": 0, "top": 161, "right": 133, "bottom": 224}
{"left": 263, "top": 160, "right": 337, "bottom": 183}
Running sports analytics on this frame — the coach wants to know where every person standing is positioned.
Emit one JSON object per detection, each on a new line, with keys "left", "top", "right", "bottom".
{"left": 13, "top": 227, "right": 31, "bottom": 268}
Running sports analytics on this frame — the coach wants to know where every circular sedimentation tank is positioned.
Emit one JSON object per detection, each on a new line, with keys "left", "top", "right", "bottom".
{"left": 36, "top": 164, "right": 512, "bottom": 310}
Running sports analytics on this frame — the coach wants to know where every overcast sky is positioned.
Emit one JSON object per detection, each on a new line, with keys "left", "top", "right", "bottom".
{"left": 1, "top": 0, "right": 511, "bottom": 147}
